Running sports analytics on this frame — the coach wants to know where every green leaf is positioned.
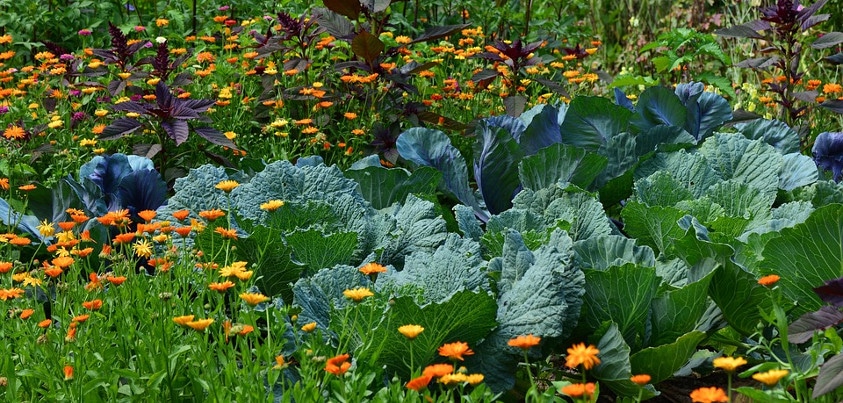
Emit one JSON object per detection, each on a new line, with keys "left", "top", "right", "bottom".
{"left": 709, "top": 261, "right": 770, "bottom": 335}
{"left": 734, "top": 119, "right": 800, "bottom": 154}
{"left": 232, "top": 223, "right": 302, "bottom": 301}
{"left": 697, "top": 133, "right": 781, "bottom": 197}
{"left": 635, "top": 150, "right": 721, "bottom": 199}
{"left": 702, "top": 180, "right": 774, "bottom": 220}
{"left": 590, "top": 323, "right": 657, "bottom": 398}
{"left": 778, "top": 153, "right": 818, "bottom": 191}
{"left": 633, "top": 171, "right": 694, "bottom": 207}
{"left": 760, "top": 204, "right": 843, "bottom": 315}
{"left": 573, "top": 235, "right": 656, "bottom": 271}
{"left": 629, "top": 331, "right": 707, "bottom": 384}
{"left": 582, "top": 264, "right": 659, "bottom": 348}
{"left": 519, "top": 143, "right": 608, "bottom": 190}
{"left": 511, "top": 185, "right": 612, "bottom": 241}
{"left": 621, "top": 202, "right": 686, "bottom": 254}
{"left": 649, "top": 277, "right": 712, "bottom": 346}
{"left": 346, "top": 163, "right": 441, "bottom": 210}
{"left": 375, "top": 194, "right": 448, "bottom": 269}
{"left": 362, "top": 290, "right": 497, "bottom": 379}
{"left": 559, "top": 96, "right": 633, "bottom": 151}
{"left": 287, "top": 229, "right": 358, "bottom": 274}
{"left": 293, "top": 265, "right": 371, "bottom": 330}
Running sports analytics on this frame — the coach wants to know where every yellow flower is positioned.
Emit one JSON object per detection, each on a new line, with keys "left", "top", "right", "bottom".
{"left": 185, "top": 318, "right": 214, "bottom": 331}
{"left": 438, "top": 373, "right": 468, "bottom": 385}
{"left": 133, "top": 239, "right": 153, "bottom": 258}
{"left": 343, "top": 287, "right": 373, "bottom": 302}
{"left": 465, "top": 373, "right": 484, "bottom": 385}
{"left": 398, "top": 324, "right": 424, "bottom": 339}
{"left": 240, "top": 292, "right": 270, "bottom": 306}
{"left": 301, "top": 322, "right": 317, "bottom": 332}
{"left": 752, "top": 369, "right": 789, "bottom": 386}
{"left": 37, "top": 219, "right": 55, "bottom": 237}
{"left": 173, "top": 315, "right": 195, "bottom": 326}
{"left": 565, "top": 343, "right": 601, "bottom": 370}
{"left": 713, "top": 356, "right": 747, "bottom": 372}
{"left": 215, "top": 180, "right": 239, "bottom": 192}
{"left": 260, "top": 199, "right": 285, "bottom": 211}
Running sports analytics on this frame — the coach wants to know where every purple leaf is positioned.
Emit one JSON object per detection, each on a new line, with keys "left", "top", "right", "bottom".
{"left": 826, "top": 51, "right": 843, "bottom": 64}
{"left": 814, "top": 277, "right": 843, "bottom": 306}
{"left": 180, "top": 99, "right": 216, "bottom": 113}
{"left": 813, "top": 353, "right": 843, "bottom": 398}
{"left": 812, "top": 132, "right": 843, "bottom": 181}
{"left": 787, "top": 305, "right": 843, "bottom": 343}
{"left": 820, "top": 99, "right": 843, "bottom": 114}
{"left": 715, "top": 24, "right": 764, "bottom": 39}
{"left": 194, "top": 126, "right": 237, "bottom": 149}
{"left": 111, "top": 101, "right": 150, "bottom": 114}
{"left": 409, "top": 24, "right": 470, "bottom": 44}
{"left": 162, "top": 120, "right": 189, "bottom": 145}
{"left": 100, "top": 118, "right": 143, "bottom": 140}
{"left": 812, "top": 32, "right": 843, "bottom": 49}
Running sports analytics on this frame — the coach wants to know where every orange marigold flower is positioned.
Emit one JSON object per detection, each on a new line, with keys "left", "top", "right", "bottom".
{"left": 560, "top": 382, "right": 596, "bottom": 398}
{"left": 9, "top": 236, "right": 31, "bottom": 246}
{"left": 406, "top": 374, "right": 433, "bottom": 391}
{"left": 398, "top": 324, "right": 424, "bottom": 339}
{"left": 51, "top": 256, "right": 74, "bottom": 269}
{"left": 44, "top": 267, "right": 64, "bottom": 278}
{"left": 214, "top": 226, "right": 238, "bottom": 239}
{"left": 38, "top": 319, "right": 53, "bottom": 328}
{"left": 301, "top": 322, "right": 317, "bottom": 332}
{"left": 690, "top": 386, "right": 729, "bottom": 403}
{"left": 566, "top": 342, "right": 601, "bottom": 370}
{"left": 438, "top": 373, "right": 469, "bottom": 385}
{"left": 173, "top": 315, "right": 195, "bottom": 326}
{"left": 240, "top": 292, "right": 270, "bottom": 306}
{"left": 359, "top": 262, "right": 387, "bottom": 275}
{"left": 172, "top": 210, "right": 190, "bottom": 221}
{"left": 325, "top": 353, "right": 351, "bottom": 376}
{"left": 66, "top": 325, "right": 78, "bottom": 342}
{"left": 112, "top": 232, "right": 136, "bottom": 244}
{"left": 752, "top": 369, "right": 789, "bottom": 386}
{"left": 422, "top": 363, "right": 454, "bottom": 377}
{"left": 72, "top": 314, "right": 90, "bottom": 323}
{"left": 823, "top": 83, "right": 842, "bottom": 94}
{"left": 137, "top": 210, "right": 157, "bottom": 222}
{"left": 508, "top": 334, "right": 542, "bottom": 350}
{"left": 199, "top": 209, "right": 226, "bottom": 220}
{"left": 82, "top": 299, "right": 103, "bottom": 310}
{"left": 186, "top": 318, "right": 214, "bottom": 331}
{"left": 20, "top": 308, "right": 35, "bottom": 319}
{"left": 63, "top": 365, "right": 74, "bottom": 380}
{"left": 758, "top": 274, "right": 780, "bottom": 287}
{"left": 106, "top": 275, "right": 126, "bottom": 285}
{"left": 18, "top": 184, "right": 37, "bottom": 191}
{"left": 0, "top": 261, "right": 12, "bottom": 273}
{"left": 209, "top": 281, "right": 235, "bottom": 293}
{"left": 438, "top": 341, "right": 474, "bottom": 361}
{"left": 3, "top": 125, "right": 26, "bottom": 140}
{"left": 57, "top": 221, "right": 75, "bottom": 231}
{"left": 631, "top": 374, "right": 651, "bottom": 385}
{"left": 174, "top": 226, "right": 192, "bottom": 237}
{"left": 196, "top": 51, "right": 215, "bottom": 63}
{"left": 0, "top": 177, "right": 9, "bottom": 190}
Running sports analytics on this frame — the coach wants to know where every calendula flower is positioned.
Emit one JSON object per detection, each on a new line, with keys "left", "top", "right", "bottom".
{"left": 465, "top": 373, "right": 484, "bottom": 385}
{"left": 20, "top": 308, "right": 35, "bottom": 319}
{"left": 630, "top": 374, "right": 651, "bottom": 385}
{"left": 438, "top": 341, "right": 474, "bottom": 361}
{"left": 259, "top": 199, "right": 284, "bottom": 211}
{"left": 133, "top": 239, "right": 153, "bottom": 258}
{"left": 713, "top": 356, "right": 747, "bottom": 372}
{"left": 63, "top": 365, "right": 74, "bottom": 380}
{"left": 758, "top": 274, "right": 780, "bottom": 287}
{"left": 752, "top": 369, "right": 789, "bottom": 386}
{"left": 18, "top": 184, "right": 36, "bottom": 191}
{"left": 423, "top": 363, "right": 454, "bottom": 377}
{"left": 560, "top": 383, "right": 596, "bottom": 398}
{"left": 240, "top": 292, "right": 269, "bottom": 306}
{"left": 38, "top": 319, "right": 52, "bottom": 328}
{"left": 214, "top": 227, "right": 238, "bottom": 239}
{"left": 137, "top": 210, "right": 157, "bottom": 222}
{"left": 508, "top": 334, "right": 541, "bottom": 350}
{"left": 301, "top": 322, "right": 317, "bottom": 332}
{"left": 398, "top": 324, "right": 424, "bottom": 339}
{"left": 173, "top": 315, "right": 195, "bottom": 326}
{"left": 566, "top": 343, "right": 601, "bottom": 370}
{"left": 199, "top": 209, "right": 226, "bottom": 220}
{"left": 406, "top": 374, "right": 433, "bottom": 391}
{"left": 690, "top": 386, "right": 729, "bottom": 403}
{"left": 0, "top": 261, "right": 12, "bottom": 273}
{"left": 209, "top": 281, "right": 236, "bottom": 293}
{"left": 72, "top": 314, "right": 90, "bottom": 323}
{"left": 172, "top": 210, "right": 190, "bottom": 221}
{"left": 82, "top": 299, "right": 103, "bottom": 310}
{"left": 343, "top": 287, "right": 373, "bottom": 302}
{"left": 325, "top": 353, "right": 351, "bottom": 376}
{"left": 215, "top": 180, "right": 239, "bottom": 192}
{"left": 37, "top": 219, "right": 55, "bottom": 237}
{"left": 273, "top": 355, "right": 287, "bottom": 369}
{"left": 51, "top": 256, "right": 74, "bottom": 269}
{"left": 438, "top": 373, "right": 468, "bottom": 385}
{"left": 359, "top": 262, "right": 387, "bottom": 275}
{"left": 186, "top": 318, "right": 214, "bottom": 331}
{"left": 106, "top": 275, "right": 127, "bottom": 285}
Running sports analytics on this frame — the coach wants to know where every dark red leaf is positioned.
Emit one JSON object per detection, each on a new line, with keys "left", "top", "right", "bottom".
{"left": 814, "top": 277, "right": 843, "bottom": 306}
{"left": 100, "top": 118, "right": 143, "bottom": 140}
{"left": 351, "top": 30, "right": 385, "bottom": 65}
{"left": 323, "top": 0, "right": 361, "bottom": 20}
{"left": 788, "top": 306, "right": 843, "bottom": 343}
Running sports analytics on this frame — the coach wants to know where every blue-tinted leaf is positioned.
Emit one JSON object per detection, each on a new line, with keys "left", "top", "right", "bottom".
{"left": 473, "top": 122, "right": 524, "bottom": 215}
{"left": 590, "top": 323, "right": 657, "bottom": 398}
{"left": 614, "top": 88, "right": 635, "bottom": 111}
{"left": 820, "top": 99, "right": 843, "bottom": 114}
{"left": 559, "top": 96, "right": 632, "bottom": 151}
{"left": 685, "top": 91, "right": 732, "bottom": 140}
{"left": 396, "top": 128, "right": 485, "bottom": 219}
{"left": 582, "top": 264, "right": 659, "bottom": 347}
{"left": 811, "top": 32, "right": 843, "bottom": 49}
{"left": 812, "top": 132, "right": 843, "bottom": 181}
{"left": 779, "top": 153, "right": 818, "bottom": 191}
{"left": 631, "top": 86, "right": 687, "bottom": 132}
{"left": 346, "top": 165, "right": 441, "bottom": 209}
{"left": 518, "top": 104, "right": 562, "bottom": 155}
{"left": 630, "top": 331, "right": 707, "bottom": 383}
{"left": 573, "top": 235, "right": 656, "bottom": 271}
{"left": 85, "top": 154, "right": 133, "bottom": 198}
{"left": 117, "top": 169, "right": 168, "bottom": 215}
{"left": 734, "top": 119, "right": 800, "bottom": 154}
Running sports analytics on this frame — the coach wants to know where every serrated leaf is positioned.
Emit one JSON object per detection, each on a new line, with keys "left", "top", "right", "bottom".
{"left": 634, "top": 171, "right": 694, "bottom": 207}
{"left": 512, "top": 185, "right": 612, "bottom": 241}
{"left": 376, "top": 195, "right": 448, "bottom": 269}
{"left": 698, "top": 133, "right": 782, "bottom": 197}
